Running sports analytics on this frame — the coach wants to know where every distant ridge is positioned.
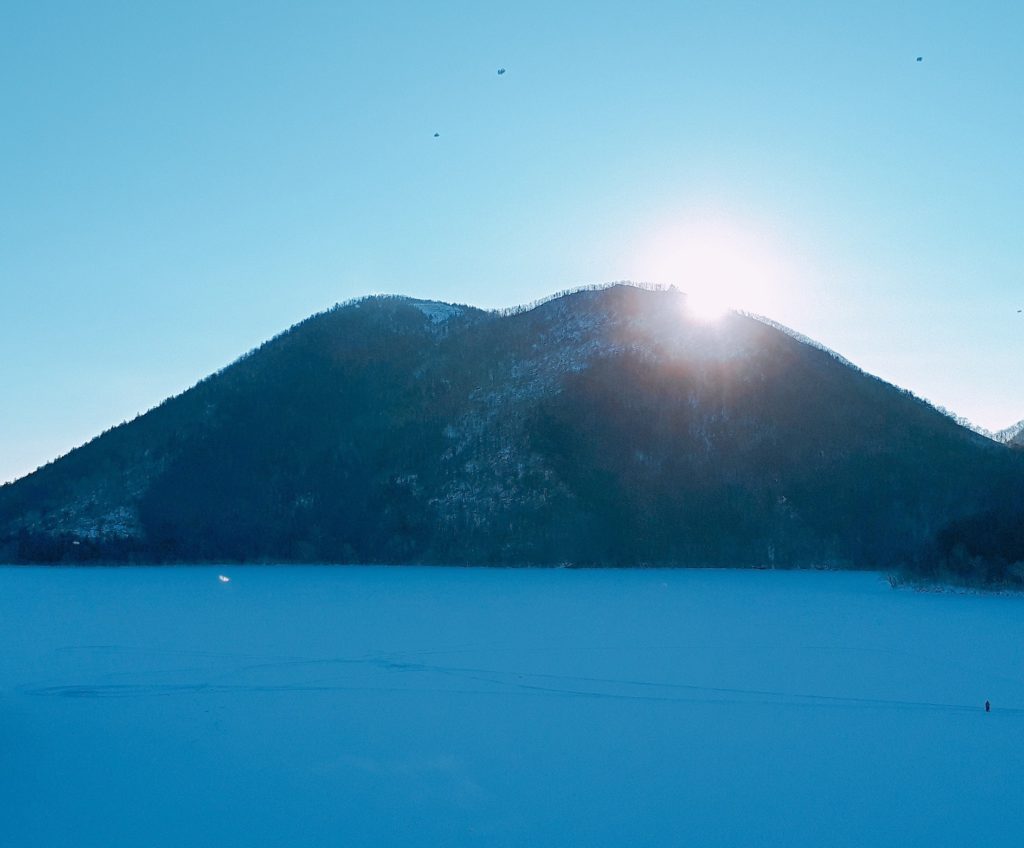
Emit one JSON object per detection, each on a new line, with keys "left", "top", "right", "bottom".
{"left": 995, "top": 419, "right": 1024, "bottom": 446}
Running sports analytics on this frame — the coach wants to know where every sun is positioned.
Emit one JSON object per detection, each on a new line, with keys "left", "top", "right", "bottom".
{"left": 685, "top": 289, "right": 733, "bottom": 322}
{"left": 636, "top": 212, "right": 798, "bottom": 322}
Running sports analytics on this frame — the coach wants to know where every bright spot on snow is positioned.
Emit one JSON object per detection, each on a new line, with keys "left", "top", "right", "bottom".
{"left": 636, "top": 212, "right": 801, "bottom": 320}
{"left": 218, "top": 575, "right": 230, "bottom": 583}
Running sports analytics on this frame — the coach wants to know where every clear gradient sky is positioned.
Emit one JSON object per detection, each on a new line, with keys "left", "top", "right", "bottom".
{"left": 2, "top": 1, "right": 1022, "bottom": 483}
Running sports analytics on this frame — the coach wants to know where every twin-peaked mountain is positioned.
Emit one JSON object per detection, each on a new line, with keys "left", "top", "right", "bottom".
{"left": 2, "top": 285, "right": 1022, "bottom": 580}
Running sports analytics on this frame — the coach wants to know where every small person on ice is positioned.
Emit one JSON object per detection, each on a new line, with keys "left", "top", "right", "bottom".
{"left": 985, "top": 700, "right": 991, "bottom": 713}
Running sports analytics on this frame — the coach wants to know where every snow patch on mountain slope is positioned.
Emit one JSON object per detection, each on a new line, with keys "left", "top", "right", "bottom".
{"left": 995, "top": 419, "right": 1024, "bottom": 445}
{"left": 411, "top": 301, "right": 465, "bottom": 324}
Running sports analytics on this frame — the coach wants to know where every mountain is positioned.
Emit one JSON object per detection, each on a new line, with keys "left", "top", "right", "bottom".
{"left": 2, "top": 284, "right": 1023, "bottom": 580}
{"left": 995, "top": 420, "right": 1024, "bottom": 447}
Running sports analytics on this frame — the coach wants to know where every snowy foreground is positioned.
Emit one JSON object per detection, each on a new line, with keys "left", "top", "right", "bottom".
{"left": 3, "top": 567, "right": 1024, "bottom": 847}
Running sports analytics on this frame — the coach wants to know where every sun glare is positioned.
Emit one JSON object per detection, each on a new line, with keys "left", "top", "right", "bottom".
{"left": 636, "top": 213, "right": 798, "bottom": 322}
{"left": 685, "top": 290, "right": 732, "bottom": 322}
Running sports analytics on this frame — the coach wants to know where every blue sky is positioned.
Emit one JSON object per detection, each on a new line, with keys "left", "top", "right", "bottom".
{"left": 2, "top": 1, "right": 1022, "bottom": 483}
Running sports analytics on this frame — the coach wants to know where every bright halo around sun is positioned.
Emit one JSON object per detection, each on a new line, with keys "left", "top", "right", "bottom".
{"left": 685, "top": 289, "right": 733, "bottom": 322}
{"left": 636, "top": 213, "right": 798, "bottom": 322}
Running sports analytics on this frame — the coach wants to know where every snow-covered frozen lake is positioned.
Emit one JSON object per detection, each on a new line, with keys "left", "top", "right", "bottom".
{"left": 3, "top": 566, "right": 1023, "bottom": 847}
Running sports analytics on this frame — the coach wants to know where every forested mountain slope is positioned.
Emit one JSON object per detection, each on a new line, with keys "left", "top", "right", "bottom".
{"left": 3, "top": 285, "right": 1022, "bottom": 579}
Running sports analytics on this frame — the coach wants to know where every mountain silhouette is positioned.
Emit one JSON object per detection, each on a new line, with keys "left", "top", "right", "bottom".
{"left": 2, "top": 284, "right": 1022, "bottom": 580}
